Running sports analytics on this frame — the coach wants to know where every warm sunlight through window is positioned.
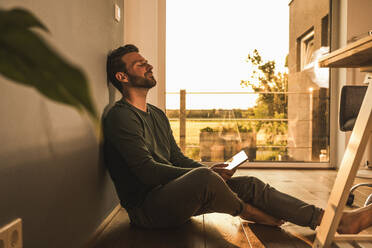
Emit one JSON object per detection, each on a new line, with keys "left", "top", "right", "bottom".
{"left": 166, "top": 0, "right": 330, "bottom": 165}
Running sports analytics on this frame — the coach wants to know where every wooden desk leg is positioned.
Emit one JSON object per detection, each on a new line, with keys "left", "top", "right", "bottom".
{"left": 313, "top": 81, "right": 372, "bottom": 248}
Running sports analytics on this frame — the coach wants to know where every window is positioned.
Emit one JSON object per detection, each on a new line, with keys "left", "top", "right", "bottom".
{"left": 166, "top": 1, "right": 331, "bottom": 166}
{"left": 300, "top": 29, "right": 315, "bottom": 71}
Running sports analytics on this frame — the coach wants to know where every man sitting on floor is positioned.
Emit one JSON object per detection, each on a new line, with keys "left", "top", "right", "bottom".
{"left": 103, "top": 44, "right": 371, "bottom": 234}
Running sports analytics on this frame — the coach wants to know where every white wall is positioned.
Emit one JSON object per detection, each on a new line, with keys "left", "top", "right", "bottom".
{"left": 330, "top": 0, "right": 348, "bottom": 168}
{"left": 123, "top": 0, "right": 166, "bottom": 110}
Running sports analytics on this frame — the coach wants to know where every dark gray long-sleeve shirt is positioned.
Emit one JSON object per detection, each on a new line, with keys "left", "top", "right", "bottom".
{"left": 103, "top": 98, "right": 204, "bottom": 209}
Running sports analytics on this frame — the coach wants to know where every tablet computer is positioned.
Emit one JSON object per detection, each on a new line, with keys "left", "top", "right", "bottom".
{"left": 224, "top": 150, "right": 249, "bottom": 170}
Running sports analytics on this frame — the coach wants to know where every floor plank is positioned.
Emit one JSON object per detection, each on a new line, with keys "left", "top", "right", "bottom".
{"left": 246, "top": 222, "right": 311, "bottom": 248}
{"left": 357, "top": 241, "right": 372, "bottom": 248}
{"left": 92, "top": 209, "right": 205, "bottom": 248}
{"left": 240, "top": 220, "right": 265, "bottom": 248}
{"left": 333, "top": 241, "right": 355, "bottom": 248}
{"left": 203, "top": 213, "right": 249, "bottom": 248}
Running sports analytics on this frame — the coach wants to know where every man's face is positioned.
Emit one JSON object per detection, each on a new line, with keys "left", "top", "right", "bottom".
{"left": 122, "top": 52, "right": 157, "bottom": 89}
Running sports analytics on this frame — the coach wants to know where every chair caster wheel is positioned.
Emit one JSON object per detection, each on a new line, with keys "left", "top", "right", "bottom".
{"left": 347, "top": 193, "right": 354, "bottom": 206}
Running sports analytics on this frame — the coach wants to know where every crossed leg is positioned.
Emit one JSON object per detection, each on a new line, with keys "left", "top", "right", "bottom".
{"left": 134, "top": 168, "right": 318, "bottom": 229}
{"left": 131, "top": 168, "right": 372, "bottom": 234}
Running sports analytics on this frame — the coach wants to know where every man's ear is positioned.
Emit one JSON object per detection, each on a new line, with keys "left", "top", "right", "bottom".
{"left": 115, "top": 72, "right": 128, "bottom": 82}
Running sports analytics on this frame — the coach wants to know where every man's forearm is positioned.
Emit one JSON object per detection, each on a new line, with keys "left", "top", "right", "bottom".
{"left": 128, "top": 157, "right": 195, "bottom": 186}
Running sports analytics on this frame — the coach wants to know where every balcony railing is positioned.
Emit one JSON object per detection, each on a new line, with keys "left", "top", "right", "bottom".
{"left": 166, "top": 89, "right": 328, "bottom": 163}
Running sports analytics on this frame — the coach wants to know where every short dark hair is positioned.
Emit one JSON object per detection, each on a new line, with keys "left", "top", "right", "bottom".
{"left": 106, "top": 44, "right": 139, "bottom": 93}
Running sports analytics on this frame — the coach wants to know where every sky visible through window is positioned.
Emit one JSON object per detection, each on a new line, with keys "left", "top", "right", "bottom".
{"left": 166, "top": 0, "right": 289, "bottom": 109}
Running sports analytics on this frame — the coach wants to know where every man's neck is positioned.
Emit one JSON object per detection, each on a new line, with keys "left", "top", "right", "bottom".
{"left": 125, "top": 88, "right": 149, "bottom": 112}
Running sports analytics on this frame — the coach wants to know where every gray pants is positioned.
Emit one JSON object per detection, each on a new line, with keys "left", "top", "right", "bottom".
{"left": 127, "top": 167, "right": 323, "bottom": 230}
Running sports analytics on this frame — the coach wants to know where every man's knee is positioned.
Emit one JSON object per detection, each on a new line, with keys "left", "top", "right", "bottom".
{"left": 228, "top": 176, "right": 265, "bottom": 187}
{"left": 191, "top": 167, "right": 218, "bottom": 179}
{"left": 189, "top": 167, "right": 224, "bottom": 187}
{"left": 248, "top": 176, "right": 266, "bottom": 187}
{"left": 187, "top": 167, "right": 231, "bottom": 205}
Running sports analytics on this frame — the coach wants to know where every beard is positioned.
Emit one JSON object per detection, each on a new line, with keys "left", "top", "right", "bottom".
{"left": 128, "top": 73, "right": 157, "bottom": 89}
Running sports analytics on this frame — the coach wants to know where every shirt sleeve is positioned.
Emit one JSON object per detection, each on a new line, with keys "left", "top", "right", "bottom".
{"left": 104, "top": 107, "right": 193, "bottom": 187}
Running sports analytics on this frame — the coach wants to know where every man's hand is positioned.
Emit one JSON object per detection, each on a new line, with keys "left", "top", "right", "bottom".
{"left": 211, "top": 163, "right": 237, "bottom": 181}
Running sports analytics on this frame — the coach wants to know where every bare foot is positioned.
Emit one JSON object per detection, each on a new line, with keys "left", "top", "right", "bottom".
{"left": 337, "top": 211, "right": 363, "bottom": 234}
{"left": 239, "top": 203, "right": 284, "bottom": 226}
{"left": 338, "top": 205, "right": 372, "bottom": 234}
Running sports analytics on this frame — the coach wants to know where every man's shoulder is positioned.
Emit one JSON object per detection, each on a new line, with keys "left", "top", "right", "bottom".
{"left": 104, "top": 100, "right": 139, "bottom": 124}
{"left": 147, "top": 103, "right": 166, "bottom": 116}
{"left": 107, "top": 100, "right": 132, "bottom": 114}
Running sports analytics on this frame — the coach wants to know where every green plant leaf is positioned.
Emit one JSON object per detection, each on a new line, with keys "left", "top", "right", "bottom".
{"left": 0, "top": 8, "right": 48, "bottom": 32}
{"left": 0, "top": 8, "right": 97, "bottom": 121}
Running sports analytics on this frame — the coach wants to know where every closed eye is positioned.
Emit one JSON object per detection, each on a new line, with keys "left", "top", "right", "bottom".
{"left": 135, "top": 60, "right": 148, "bottom": 67}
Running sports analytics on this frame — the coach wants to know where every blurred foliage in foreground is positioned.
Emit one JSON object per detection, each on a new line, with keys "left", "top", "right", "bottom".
{"left": 0, "top": 8, "right": 97, "bottom": 122}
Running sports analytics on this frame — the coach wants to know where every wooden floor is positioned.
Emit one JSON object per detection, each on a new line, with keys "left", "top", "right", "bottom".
{"left": 90, "top": 169, "right": 372, "bottom": 248}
